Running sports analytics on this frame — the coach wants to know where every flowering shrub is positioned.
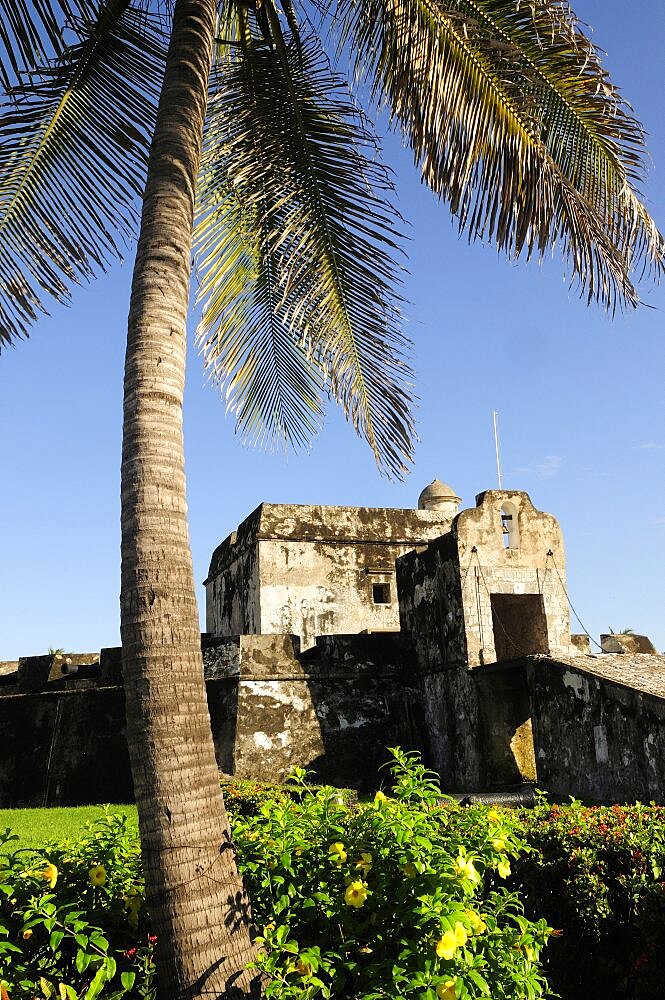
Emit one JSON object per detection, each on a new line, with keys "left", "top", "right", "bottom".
{"left": 13, "top": 758, "right": 665, "bottom": 999}
{"left": 232, "top": 749, "right": 553, "bottom": 999}
{"left": 0, "top": 812, "right": 154, "bottom": 1000}
{"left": 515, "top": 796, "right": 665, "bottom": 1000}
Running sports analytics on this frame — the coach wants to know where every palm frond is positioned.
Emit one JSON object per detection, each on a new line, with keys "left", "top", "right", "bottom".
{"left": 195, "top": 21, "right": 415, "bottom": 477}
{"left": 0, "top": 1, "right": 97, "bottom": 88}
{"left": 337, "top": 0, "right": 665, "bottom": 310}
{"left": 0, "top": 1, "right": 166, "bottom": 347}
{"left": 195, "top": 177, "right": 327, "bottom": 451}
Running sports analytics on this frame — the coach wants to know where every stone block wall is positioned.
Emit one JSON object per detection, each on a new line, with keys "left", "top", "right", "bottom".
{"left": 527, "top": 655, "right": 665, "bottom": 802}
{"left": 456, "top": 492, "right": 572, "bottom": 666}
{"left": 0, "top": 634, "right": 423, "bottom": 807}
{"left": 205, "top": 503, "right": 453, "bottom": 649}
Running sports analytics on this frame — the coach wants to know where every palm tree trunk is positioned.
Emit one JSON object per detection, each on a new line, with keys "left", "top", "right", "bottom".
{"left": 120, "top": 1, "right": 260, "bottom": 997}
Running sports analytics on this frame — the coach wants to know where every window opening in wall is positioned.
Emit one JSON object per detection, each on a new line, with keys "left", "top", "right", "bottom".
{"left": 500, "top": 502, "right": 520, "bottom": 549}
{"left": 372, "top": 583, "right": 391, "bottom": 604}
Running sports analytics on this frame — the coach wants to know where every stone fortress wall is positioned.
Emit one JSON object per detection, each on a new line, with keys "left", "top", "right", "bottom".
{"left": 2, "top": 480, "right": 664, "bottom": 807}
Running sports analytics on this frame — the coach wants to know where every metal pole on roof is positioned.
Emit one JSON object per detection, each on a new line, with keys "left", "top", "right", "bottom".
{"left": 493, "top": 410, "right": 503, "bottom": 489}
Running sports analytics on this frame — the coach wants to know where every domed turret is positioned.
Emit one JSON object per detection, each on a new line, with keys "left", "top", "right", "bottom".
{"left": 418, "top": 479, "right": 461, "bottom": 517}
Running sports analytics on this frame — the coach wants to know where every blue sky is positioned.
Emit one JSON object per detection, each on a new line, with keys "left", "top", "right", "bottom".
{"left": 1, "top": 0, "right": 664, "bottom": 659}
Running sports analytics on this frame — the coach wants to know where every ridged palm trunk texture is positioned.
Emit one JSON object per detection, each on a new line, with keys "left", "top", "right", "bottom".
{"left": 120, "top": 1, "right": 260, "bottom": 997}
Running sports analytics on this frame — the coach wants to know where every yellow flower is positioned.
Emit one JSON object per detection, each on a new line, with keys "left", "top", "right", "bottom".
{"left": 496, "top": 860, "right": 511, "bottom": 879}
{"left": 355, "top": 852, "right": 373, "bottom": 874}
{"left": 454, "top": 856, "right": 479, "bottom": 883}
{"left": 436, "top": 979, "right": 457, "bottom": 999}
{"left": 264, "top": 922, "right": 275, "bottom": 934}
{"left": 492, "top": 838, "right": 505, "bottom": 852}
{"left": 464, "top": 909, "right": 487, "bottom": 935}
{"left": 402, "top": 862, "right": 418, "bottom": 879}
{"left": 39, "top": 863, "right": 58, "bottom": 889}
{"left": 124, "top": 888, "right": 142, "bottom": 927}
{"left": 374, "top": 790, "right": 388, "bottom": 804}
{"left": 329, "top": 842, "right": 347, "bottom": 864}
{"left": 89, "top": 865, "right": 107, "bottom": 887}
{"left": 435, "top": 930, "right": 458, "bottom": 961}
{"left": 453, "top": 922, "right": 467, "bottom": 948}
{"left": 487, "top": 808, "right": 501, "bottom": 823}
{"left": 295, "top": 959, "right": 312, "bottom": 977}
{"left": 344, "top": 881, "right": 368, "bottom": 907}
{"left": 22, "top": 929, "right": 33, "bottom": 940}
{"left": 524, "top": 944, "right": 535, "bottom": 962}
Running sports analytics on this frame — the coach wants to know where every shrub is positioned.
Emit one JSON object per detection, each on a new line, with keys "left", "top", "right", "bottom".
{"left": 233, "top": 750, "right": 554, "bottom": 999}
{"left": 514, "top": 796, "right": 665, "bottom": 1000}
{"left": 0, "top": 811, "right": 153, "bottom": 1000}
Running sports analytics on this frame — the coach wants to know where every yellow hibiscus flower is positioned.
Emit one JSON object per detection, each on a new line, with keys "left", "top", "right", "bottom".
{"left": 492, "top": 838, "right": 506, "bottom": 852}
{"left": 344, "top": 881, "right": 368, "bottom": 907}
{"left": 374, "top": 790, "right": 388, "bottom": 804}
{"left": 355, "top": 852, "right": 373, "bottom": 874}
{"left": 454, "top": 855, "right": 479, "bottom": 883}
{"left": 295, "top": 958, "right": 312, "bottom": 977}
{"left": 436, "top": 978, "right": 457, "bottom": 999}
{"left": 89, "top": 865, "right": 107, "bottom": 887}
{"left": 329, "top": 842, "right": 347, "bottom": 864}
{"left": 435, "top": 930, "right": 457, "bottom": 961}
{"left": 453, "top": 922, "right": 467, "bottom": 948}
{"left": 487, "top": 808, "right": 501, "bottom": 823}
{"left": 464, "top": 909, "right": 487, "bottom": 935}
{"left": 39, "top": 863, "right": 58, "bottom": 889}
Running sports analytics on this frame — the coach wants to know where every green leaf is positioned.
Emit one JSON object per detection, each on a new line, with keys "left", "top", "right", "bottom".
{"left": 120, "top": 972, "right": 135, "bottom": 991}
{"left": 0, "top": 1, "right": 167, "bottom": 348}
{"left": 196, "top": 28, "right": 415, "bottom": 478}
{"left": 339, "top": 0, "right": 665, "bottom": 311}
{"left": 76, "top": 950, "right": 92, "bottom": 974}
{"left": 49, "top": 930, "right": 64, "bottom": 951}
{"left": 84, "top": 965, "right": 108, "bottom": 1000}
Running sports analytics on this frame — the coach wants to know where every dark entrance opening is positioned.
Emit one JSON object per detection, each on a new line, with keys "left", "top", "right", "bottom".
{"left": 490, "top": 593, "right": 549, "bottom": 662}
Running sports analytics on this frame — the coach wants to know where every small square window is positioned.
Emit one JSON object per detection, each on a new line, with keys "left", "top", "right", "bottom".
{"left": 372, "top": 583, "right": 391, "bottom": 605}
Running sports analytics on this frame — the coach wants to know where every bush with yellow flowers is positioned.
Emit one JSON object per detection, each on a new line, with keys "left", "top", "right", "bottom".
{"left": 0, "top": 812, "right": 154, "bottom": 1000}
{"left": 232, "top": 748, "right": 554, "bottom": 999}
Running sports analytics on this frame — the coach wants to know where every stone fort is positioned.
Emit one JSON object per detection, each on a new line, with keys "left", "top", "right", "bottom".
{"left": 2, "top": 482, "right": 664, "bottom": 807}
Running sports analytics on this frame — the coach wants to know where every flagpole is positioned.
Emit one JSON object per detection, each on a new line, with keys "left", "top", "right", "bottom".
{"left": 493, "top": 410, "right": 503, "bottom": 488}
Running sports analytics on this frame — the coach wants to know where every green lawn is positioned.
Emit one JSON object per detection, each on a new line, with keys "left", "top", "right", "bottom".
{"left": 0, "top": 805, "right": 137, "bottom": 850}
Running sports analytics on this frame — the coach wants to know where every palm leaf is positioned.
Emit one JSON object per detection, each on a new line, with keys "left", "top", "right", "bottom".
{"left": 337, "top": 0, "right": 665, "bottom": 310}
{"left": 195, "top": 19, "right": 415, "bottom": 477}
{"left": 195, "top": 173, "right": 327, "bottom": 451}
{"left": 0, "top": 1, "right": 166, "bottom": 347}
{"left": 0, "top": 1, "right": 97, "bottom": 88}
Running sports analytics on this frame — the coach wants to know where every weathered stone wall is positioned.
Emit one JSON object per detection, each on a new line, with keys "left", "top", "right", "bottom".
{"left": 0, "top": 634, "right": 423, "bottom": 806}
{"left": 527, "top": 654, "right": 665, "bottom": 802}
{"left": 396, "top": 531, "right": 467, "bottom": 669}
{"left": 0, "top": 687, "right": 133, "bottom": 808}
{"left": 456, "top": 492, "right": 572, "bottom": 666}
{"left": 205, "top": 503, "right": 452, "bottom": 648}
{"left": 205, "top": 509, "right": 262, "bottom": 636}
{"left": 396, "top": 535, "right": 485, "bottom": 788}
{"left": 475, "top": 664, "right": 537, "bottom": 787}
{"left": 203, "top": 632, "right": 421, "bottom": 788}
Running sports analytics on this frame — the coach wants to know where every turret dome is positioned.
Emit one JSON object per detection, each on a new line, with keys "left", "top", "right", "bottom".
{"left": 418, "top": 479, "right": 461, "bottom": 514}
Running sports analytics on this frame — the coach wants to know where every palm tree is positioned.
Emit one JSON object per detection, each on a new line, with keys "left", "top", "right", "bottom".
{"left": 0, "top": 1, "right": 663, "bottom": 997}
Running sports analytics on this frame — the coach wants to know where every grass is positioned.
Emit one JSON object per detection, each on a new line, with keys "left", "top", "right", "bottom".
{"left": 0, "top": 805, "right": 137, "bottom": 850}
